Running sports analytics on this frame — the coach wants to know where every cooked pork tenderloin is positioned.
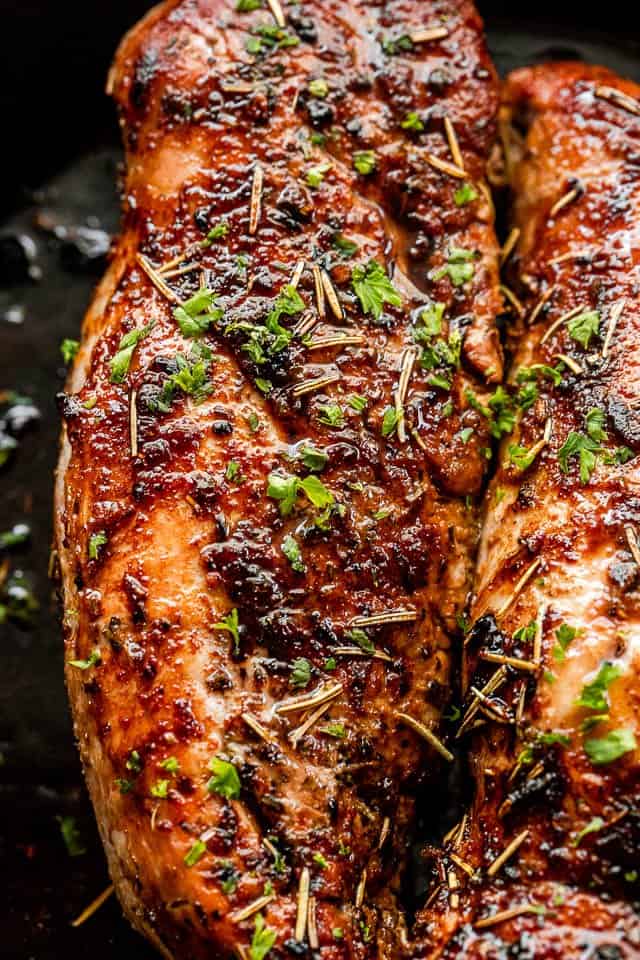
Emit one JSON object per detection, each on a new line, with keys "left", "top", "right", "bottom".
{"left": 416, "top": 62, "right": 640, "bottom": 959}
{"left": 54, "top": 1, "right": 502, "bottom": 957}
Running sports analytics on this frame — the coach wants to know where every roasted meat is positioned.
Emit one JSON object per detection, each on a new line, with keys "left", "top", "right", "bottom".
{"left": 53, "top": 1, "right": 502, "bottom": 957}
{"left": 417, "top": 63, "right": 640, "bottom": 958}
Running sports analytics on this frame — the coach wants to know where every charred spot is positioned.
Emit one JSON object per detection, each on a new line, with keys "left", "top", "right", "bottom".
{"left": 205, "top": 667, "right": 233, "bottom": 692}
{"left": 288, "top": 11, "right": 317, "bottom": 44}
{"left": 392, "top": 520, "right": 441, "bottom": 592}
{"left": 103, "top": 616, "right": 123, "bottom": 652}
{"left": 259, "top": 608, "right": 312, "bottom": 661}
{"left": 56, "top": 392, "right": 86, "bottom": 421}
{"left": 283, "top": 940, "right": 311, "bottom": 956}
{"left": 172, "top": 698, "right": 204, "bottom": 741}
{"left": 202, "top": 522, "right": 281, "bottom": 615}
{"left": 122, "top": 572, "right": 148, "bottom": 625}
{"left": 275, "top": 182, "right": 314, "bottom": 225}
{"left": 467, "top": 614, "right": 504, "bottom": 653}
{"left": 427, "top": 68, "right": 453, "bottom": 93}
{"left": 311, "top": 615, "right": 339, "bottom": 646}
{"left": 504, "top": 769, "right": 564, "bottom": 814}
{"left": 139, "top": 438, "right": 171, "bottom": 466}
{"left": 212, "top": 419, "right": 233, "bottom": 435}
{"left": 194, "top": 206, "right": 212, "bottom": 233}
{"left": 607, "top": 395, "right": 640, "bottom": 451}
{"left": 131, "top": 49, "right": 159, "bottom": 110}
{"left": 306, "top": 98, "right": 334, "bottom": 128}
{"left": 595, "top": 809, "right": 640, "bottom": 873}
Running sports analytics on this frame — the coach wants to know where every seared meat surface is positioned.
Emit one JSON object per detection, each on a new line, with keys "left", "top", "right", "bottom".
{"left": 54, "top": 1, "right": 502, "bottom": 957}
{"left": 417, "top": 63, "right": 640, "bottom": 958}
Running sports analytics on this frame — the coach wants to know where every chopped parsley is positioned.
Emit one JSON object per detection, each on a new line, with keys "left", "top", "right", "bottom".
{"left": 57, "top": 815, "right": 86, "bottom": 857}
{"left": 351, "top": 260, "right": 402, "bottom": 320}
{"left": 318, "top": 403, "right": 345, "bottom": 427}
{"left": 572, "top": 817, "right": 605, "bottom": 847}
{"left": 321, "top": 722, "right": 346, "bottom": 739}
{"left": 236, "top": 0, "right": 262, "bottom": 9}
{"left": 567, "top": 310, "right": 600, "bottom": 349}
{"left": 333, "top": 234, "right": 359, "bottom": 257}
{"left": 282, "top": 533, "right": 305, "bottom": 572}
{"left": 353, "top": 150, "right": 377, "bottom": 175}
{"left": 381, "top": 33, "right": 413, "bottom": 55}
{"left": 68, "top": 648, "right": 101, "bottom": 671}
{"left": 345, "top": 627, "right": 374, "bottom": 654}
{"left": 246, "top": 411, "right": 261, "bottom": 433}
{"left": 267, "top": 472, "right": 334, "bottom": 516}
{"left": 60, "top": 338, "right": 79, "bottom": 365}
{"left": 235, "top": 284, "right": 303, "bottom": 364}
{"left": 513, "top": 621, "right": 536, "bottom": 643}
{"left": 150, "top": 346, "right": 214, "bottom": 411}
{"left": 516, "top": 363, "right": 564, "bottom": 388}
{"left": 150, "top": 779, "right": 169, "bottom": 798}
{"left": 225, "top": 460, "right": 244, "bottom": 484}
{"left": 585, "top": 407, "right": 607, "bottom": 442}
{"left": 313, "top": 851, "right": 329, "bottom": 869}
{"left": 347, "top": 394, "right": 367, "bottom": 412}
{"left": 246, "top": 22, "right": 299, "bottom": 56}
{"left": 290, "top": 657, "right": 311, "bottom": 688}
{"left": 584, "top": 728, "right": 636, "bottom": 765}
{"left": 126, "top": 750, "right": 142, "bottom": 774}
{"left": 508, "top": 443, "right": 538, "bottom": 473}
{"left": 307, "top": 161, "right": 332, "bottom": 188}
{"left": 575, "top": 661, "right": 622, "bottom": 711}
{"left": 466, "top": 386, "right": 515, "bottom": 439}
{"left": 214, "top": 608, "right": 241, "bottom": 654}
{"left": 454, "top": 183, "right": 477, "bottom": 206}
{"left": 299, "top": 445, "right": 328, "bottom": 471}
{"left": 173, "top": 289, "right": 222, "bottom": 338}
{"left": 249, "top": 913, "right": 277, "bottom": 960}
{"left": 201, "top": 221, "right": 229, "bottom": 244}
{"left": 308, "top": 78, "right": 329, "bottom": 98}
{"left": 207, "top": 756, "right": 241, "bottom": 799}
{"left": 160, "top": 756, "right": 180, "bottom": 774}
{"left": 400, "top": 111, "right": 424, "bottom": 132}
{"left": 381, "top": 406, "right": 401, "bottom": 438}
{"left": 184, "top": 840, "right": 207, "bottom": 867}
{"left": 432, "top": 248, "right": 477, "bottom": 287}
{"left": 110, "top": 323, "right": 154, "bottom": 383}
{"left": 88, "top": 531, "right": 107, "bottom": 560}
{"left": 553, "top": 623, "right": 578, "bottom": 663}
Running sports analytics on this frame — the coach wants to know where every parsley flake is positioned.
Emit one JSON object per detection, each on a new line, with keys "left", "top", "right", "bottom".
{"left": 249, "top": 913, "right": 277, "bottom": 960}
{"left": 584, "top": 728, "right": 636, "bottom": 765}
{"left": 60, "top": 338, "right": 80, "bottom": 365}
{"left": 174, "top": 289, "right": 222, "bottom": 338}
{"left": 282, "top": 533, "right": 305, "bottom": 572}
{"left": 214, "top": 608, "right": 241, "bottom": 654}
{"left": 207, "top": 756, "right": 241, "bottom": 799}
{"left": 68, "top": 648, "right": 101, "bottom": 671}
{"left": 351, "top": 260, "right": 402, "bottom": 320}
{"left": 454, "top": 182, "right": 477, "bottom": 206}
{"left": 353, "top": 150, "right": 377, "bottom": 175}
{"left": 567, "top": 310, "right": 600, "bottom": 349}
{"left": 88, "top": 531, "right": 108, "bottom": 560}
{"left": 184, "top": 840, "right": 207, "bottom": 867}
{"left": 290, "top": 658, "right": 311, "bottom": 688}
{"left": 110, "top": 323, "right": 154, "bottom": 383}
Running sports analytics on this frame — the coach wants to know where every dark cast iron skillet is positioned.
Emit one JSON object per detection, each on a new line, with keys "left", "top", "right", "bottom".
{"left": 1, "top": 3, "right": 639, "bottom": 957}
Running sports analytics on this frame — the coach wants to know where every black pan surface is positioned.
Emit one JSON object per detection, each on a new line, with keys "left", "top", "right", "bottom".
{"left": 1, "top": 4, "right": 639, "bottom": 957}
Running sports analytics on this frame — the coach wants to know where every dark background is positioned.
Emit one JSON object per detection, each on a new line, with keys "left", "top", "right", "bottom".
{"left": 1, "top": 3, "right": 639, "bottom": 958}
